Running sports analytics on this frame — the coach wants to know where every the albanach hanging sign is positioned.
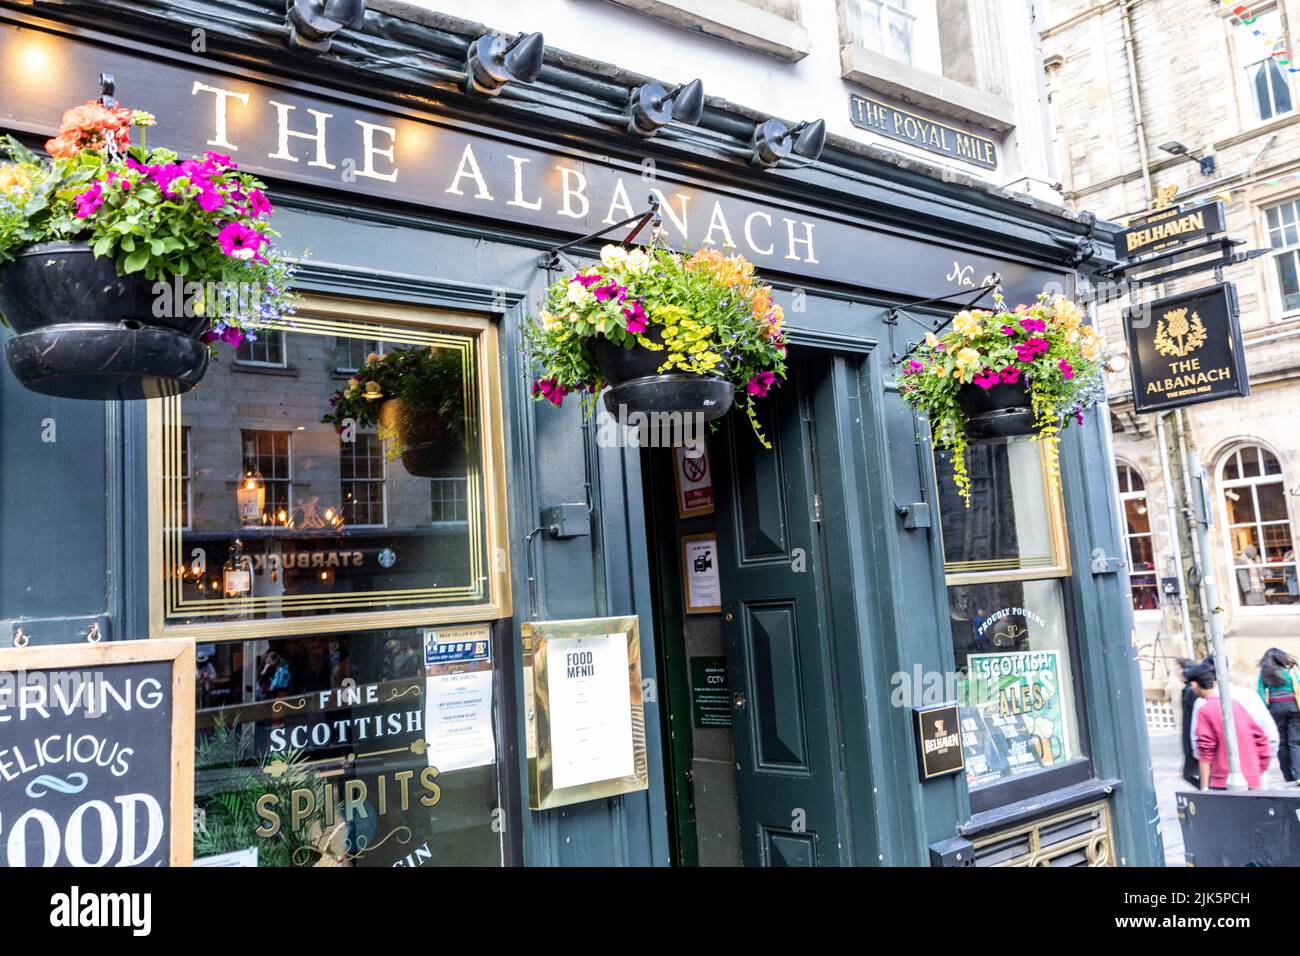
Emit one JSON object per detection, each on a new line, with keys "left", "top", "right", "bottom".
{"left": 0, "top": 19, "right": 1065, "bottom": 304}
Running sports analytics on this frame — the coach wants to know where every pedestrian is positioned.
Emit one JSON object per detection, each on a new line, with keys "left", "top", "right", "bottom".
{"left": 1188, "top": 662, "right": 1275, "bottom": 790}
{"left": 1258, "top": 647, "right": 1300, "bottom": 784}
{"left": 1177, "top": 658, "right": 1205, "bottom": 787}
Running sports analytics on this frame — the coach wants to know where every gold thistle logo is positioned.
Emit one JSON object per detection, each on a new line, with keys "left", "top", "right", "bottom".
{"left": 1154, "top": 307, "right": 1207, "bottom": 358}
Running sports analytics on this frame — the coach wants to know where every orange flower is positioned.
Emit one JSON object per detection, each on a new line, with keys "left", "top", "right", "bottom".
{"left": 44, "top": 100, "right": 133, "bottom": 158}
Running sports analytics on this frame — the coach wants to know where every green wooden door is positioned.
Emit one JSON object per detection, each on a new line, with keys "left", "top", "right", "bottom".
{"left": 711, "top": 358, "right": 851, "bottom": 866}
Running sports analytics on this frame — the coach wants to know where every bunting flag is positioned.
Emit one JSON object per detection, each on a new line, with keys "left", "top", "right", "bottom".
{"left": 1220, "top": 0, "right": 1300, "bottom": 71}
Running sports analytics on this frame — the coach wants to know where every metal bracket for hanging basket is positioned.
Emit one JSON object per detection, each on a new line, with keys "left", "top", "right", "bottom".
{"left": 883, "top": 274, "right": 1002, "bottom": 363}
{"left": 538, "top": 194, "right": 661, "bottom": 275}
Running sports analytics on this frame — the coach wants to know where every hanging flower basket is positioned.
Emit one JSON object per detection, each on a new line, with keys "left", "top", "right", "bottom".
{"left": 896, "top": 292, "right": 1109, "bottom": 505}
{"left": 322, "top": 345, "right": 471, "bottom": 480}
{"left": 0, "top": 97, "right": 296, "bottom": 400}
{"left": 524, "top": 244, "right": 787, "bottom": 445}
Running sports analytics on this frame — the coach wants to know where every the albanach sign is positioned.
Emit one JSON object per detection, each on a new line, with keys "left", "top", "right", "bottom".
{"left": 0, "top": 18, "right": 1066, "bottom": 303}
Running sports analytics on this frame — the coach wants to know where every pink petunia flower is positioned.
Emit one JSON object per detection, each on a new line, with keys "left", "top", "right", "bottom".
{"left": 999, "top": 365, "right": 1021, "bottom": 384}
{"left": 1059, "top": 359, "right": 1075, "bottom": 379}
{"left": 217, "top": 221, "right": 266, "bottom": 260}
{"left": 1001, "top": 325, "right": 1018, "bottom": 336}
{"left": 905, "top": 359, "right": 924, "bottom": 375}
{"left": 73, "top": 181, "right": 105, "bottom": 218}
{"left": 972, "top": 368, "right": 1001, "bottom": 390}
{"left": 532, "top": 377, "right": 569, "bottom": 407}
{"left": 746, "top": 371, "right": 776, "bottom": 397}
{"left": 1019, "top": 317, "right": 1047, "bottom": 334}
{"left": 245, "top": 188, "right": 272, "bottom": 216}
{"left": 623, "top": 299, "right": 647, "bottom": 334}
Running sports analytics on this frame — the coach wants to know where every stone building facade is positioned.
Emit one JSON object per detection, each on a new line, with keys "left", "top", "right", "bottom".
{"left": 1042, "top": 0, "right": 1300, "bottom": 704}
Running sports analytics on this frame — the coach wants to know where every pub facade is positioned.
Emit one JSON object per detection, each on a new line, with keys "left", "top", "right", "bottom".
{"left": 0, "top": 0, "right": 1161, "bottom": 867}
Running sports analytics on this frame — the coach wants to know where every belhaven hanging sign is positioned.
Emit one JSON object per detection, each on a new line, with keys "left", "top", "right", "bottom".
{"left": 1118, "top": 202, "right": 1225, "bottom": 260}
{"left": 1123, "top": 282, "right": 1249, "bottom": 413}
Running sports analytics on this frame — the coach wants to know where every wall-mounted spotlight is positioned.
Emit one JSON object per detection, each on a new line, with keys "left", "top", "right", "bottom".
{"left": 751, "top": 117, "right": 826, "bottom": 168}
{"left": 627, "top": 79, "right": 704, "bottom": 137}
{"left": 1158, "top": 140, "right": 1216, "bottom": 176}
{"left": 466, "top": 32, "right": 546, "bottom": 96}
{"left": 286, "top": 0, "right": 367, "bottom": 52}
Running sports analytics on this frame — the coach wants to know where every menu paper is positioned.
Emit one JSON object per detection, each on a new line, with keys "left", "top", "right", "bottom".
{"left": 546, "top": 633, "right": 635, "bottom": 790}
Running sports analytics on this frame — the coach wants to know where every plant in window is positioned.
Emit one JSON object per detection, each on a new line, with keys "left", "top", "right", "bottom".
{"left": 523, "top": 244, "right": 787, "bottom": 445}
{"left": 322, "top": 344, "right": 471, "bottom": 479}
{"left": 0, "top": 96, "right": 297, "bottom": 400}
{"left": 897, "top": 292, "right": 1108, "bottom": 505}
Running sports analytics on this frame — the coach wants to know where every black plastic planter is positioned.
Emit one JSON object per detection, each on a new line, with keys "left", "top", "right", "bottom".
{"left": 0, "top": 241, "right": 209, "bottom": 400}
{"left": 378, "top": 399, "right": 468, "bottom": 479}
{"left": 590, "top": 337, "right": 734, "bottom": 429}
{"left": 956, "top": 380, "right": 1037, "bottom": 442}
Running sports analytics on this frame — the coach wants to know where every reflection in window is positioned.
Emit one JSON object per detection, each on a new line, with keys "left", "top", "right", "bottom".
{"left": 431, "top": 478, "right": 468, "bottom": 523}
{"left": 161, "top": 316, "right": 490, "bottom": 626}
{"left": 341, "top": 433, "right": 387, "bottom": 528}
{"left": 1237, "top": 7, "right": 1293, "bottom": 122}
{"left": 1219, "top": 444, "right": 1298, "bottom": 606}
{"left": 166, "top": 426, "right": 193, "bottom": 531}
{"left": 1266, "top": 198, "right": 1300, "bottom": 313}
{"left": 236, "top": 329, "right": 286, "bottom": 366}
{"left": 242, "top": 430, "right": 293, "bottom": 523}
{"left": 334, "top": 336, "right": 381, "bottom": 373}
{"left": 938, "top": 437, "right": 1061, "bottom": 575}
{"left": 949, "top": 580, "right": 1081, "bottom": 789}
{"left": 1117, "top": 463, "right": 1158, "bottom": 611}
{"left": 192, "top": 629, "right": 502, "bottom": 867}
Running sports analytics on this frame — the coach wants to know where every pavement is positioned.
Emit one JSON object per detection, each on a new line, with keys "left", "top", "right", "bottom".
{"left": 1147, "top": 714, "right": 1293, "bottom": 866}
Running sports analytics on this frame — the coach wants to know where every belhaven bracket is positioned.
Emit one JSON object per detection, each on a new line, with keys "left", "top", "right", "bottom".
{"left": 539, "top": 195, "right": 662, "bottom": 276}
{"left": 1101, "top": 234, "right": 1267, "bottom": 285}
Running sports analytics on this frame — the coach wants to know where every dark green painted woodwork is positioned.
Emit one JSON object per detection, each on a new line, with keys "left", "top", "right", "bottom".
{"left": 712, "top": 361, "right": 851, "bottom": 866}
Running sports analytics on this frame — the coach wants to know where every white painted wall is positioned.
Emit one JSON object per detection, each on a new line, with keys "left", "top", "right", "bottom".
{"left": 390, "top": 0, "right": 1058, "bottom": 193}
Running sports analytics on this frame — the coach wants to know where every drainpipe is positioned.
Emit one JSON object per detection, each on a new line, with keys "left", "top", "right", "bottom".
{"left": 1155, "top": 411, "right": 1194, "bottom": 656}
{"left": 1120, "top": 0, "right": 1154, "bottom": 205}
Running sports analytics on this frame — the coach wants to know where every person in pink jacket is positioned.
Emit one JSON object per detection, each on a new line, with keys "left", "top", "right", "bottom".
{"left": 1188, "top": 664, "right": 1275, "bottom": 790}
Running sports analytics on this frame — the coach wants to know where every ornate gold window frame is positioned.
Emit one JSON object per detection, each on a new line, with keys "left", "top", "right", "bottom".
{"left": 147, "top": 294, "right": 512, "bottom": 640}
{"left": 939, "top": 439, "right": 1071, "bottom": 587}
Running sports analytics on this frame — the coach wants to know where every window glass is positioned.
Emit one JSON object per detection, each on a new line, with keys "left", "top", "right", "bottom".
{"left": 236, "top": 329, "right": 286, "bottom": 366}
{"left": 160, "top": 313, "right": 491, "bottom": 627}
{"left": 949, "top": 579, "right": 1082, "bottom": 789}
{"left": 1117, "top": 464, "right": 1158, "bottom": 611}
{"left": 1220, "top": 444, "right": 1299, "bottom": 606}
{"left": 938, "top": 437, "right": 1064, "bottom": 576}
{"left": 859, "top": 0, "right": 915, "bottom": 64}
{"left": 1237, "top": 7, "right": 1294, "bottom": 122}
{"left": 192, "top": 627, "right": 503, "bottom": 867}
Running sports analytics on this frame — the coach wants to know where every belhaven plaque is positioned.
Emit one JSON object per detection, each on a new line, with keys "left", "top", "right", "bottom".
{"left": 914, "top": 702, "right": 965, "bottom": 781}
{"left": 1118, "top": 202, "right": 1225, "bottom": 260}
{"left": 0, "top": 638, "right": 194, "bottom": 867}
{"left": 1123, "top": 282, "right": 1250, "bottom": 414}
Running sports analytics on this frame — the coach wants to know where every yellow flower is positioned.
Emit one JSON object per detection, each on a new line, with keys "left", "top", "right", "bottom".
{"left": 925, "top": 331, "right": 940, "bottom": 348}
{"left": 1053, "top": 295, "right": 1084, "bottom": 329}
{"left": 953, "top": 310, "right": 980, "bottom": 339}
{"left": 955, "top": 347, "right": 982, "bottom": 369}
{"left": 1082, "top": 340, "right": 1101, "bottom": 360}
{"left": 540, "top": 309, "right": 563, "bottom": 330}
{"left": 930, "top": 364, "right": 946, "bottom": 376}
{"left": 0, "top": 164, "right": 29, "bottom": 196}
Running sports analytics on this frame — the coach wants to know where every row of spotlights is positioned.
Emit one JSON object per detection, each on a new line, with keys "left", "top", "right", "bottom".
{"left": 285, "top": 3, "right": 824, "bottom": 165}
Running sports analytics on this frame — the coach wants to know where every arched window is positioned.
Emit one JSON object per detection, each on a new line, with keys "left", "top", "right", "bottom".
{"left": 1218, "top": 444, "right": 1299, "bottom": 607}
{"left": 1116, "top": 463, "right": 1158, "bottom": 611}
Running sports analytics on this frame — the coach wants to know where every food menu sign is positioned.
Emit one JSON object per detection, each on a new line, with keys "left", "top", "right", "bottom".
{"left": 0, "top": 639, "right": 194, "bottom": 867}
{"left": 960, "top": 650, "right": 1068, "bottom": 788}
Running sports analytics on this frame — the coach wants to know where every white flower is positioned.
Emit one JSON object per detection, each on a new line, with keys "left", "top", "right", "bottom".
{"left": 566, "top": 283, "right": 592, "bottom": 305}
{"left": 600, "top": 244, "right": 628, "bottom": 268}
{"left": 623, "top": 248, "right": 651, "bottom": 274}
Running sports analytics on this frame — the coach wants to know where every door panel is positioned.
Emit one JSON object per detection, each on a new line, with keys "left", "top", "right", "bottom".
{"left": 713, "top": 359, "right": 849, "bottom": 866}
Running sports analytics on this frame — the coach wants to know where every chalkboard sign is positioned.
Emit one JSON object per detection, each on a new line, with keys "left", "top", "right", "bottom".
{"left": 0, "top": 639, "right": 194, "bottom": 867}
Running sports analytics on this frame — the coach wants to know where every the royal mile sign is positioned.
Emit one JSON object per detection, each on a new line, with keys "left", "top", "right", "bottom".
{"left": 849, "top": 92, "right": 998, "bottom": 170}
{"left": 1118, "top": 202, "right": 1226, "bottom": 260}
{"left": 0, "top": 20, "right": 1060, "bottom": 306}
{"left": 1123, "top": 282, "right": 1249, "bottom": 413}
{"left": 0, "top": 640, "right": 194, "bottom": 867}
